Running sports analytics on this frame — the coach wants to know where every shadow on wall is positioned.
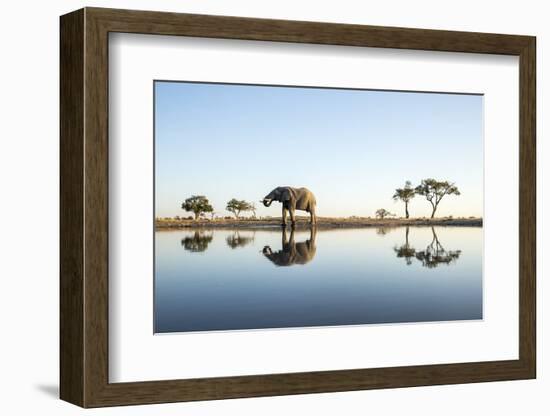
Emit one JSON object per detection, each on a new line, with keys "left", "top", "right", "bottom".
{"left": 34, "top": 384, "right": 58, "bottom": 399}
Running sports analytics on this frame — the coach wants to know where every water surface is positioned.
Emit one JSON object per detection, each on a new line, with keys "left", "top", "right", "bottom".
{"left": 154, "top": 226, "right": 482, "bottom": 333}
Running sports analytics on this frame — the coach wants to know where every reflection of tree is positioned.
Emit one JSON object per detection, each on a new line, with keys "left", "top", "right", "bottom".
{"left": 226, "top": 231, "right": 255, "bottom": 249}
{"left": 394, "top": 227, "right": 461, "bottom": 268}
{"left": 262, "top": 227, "right": 317, "bottom": 267}
{"left": 181, "top": 231, "right": 213, "bottom": 253}
{"left": 394, "top": 227, "right": 416, "bottom": 265}
{"left": 376, "top": 227, "right": 390, "bottom": 236}
{"left": 415, "top": 227, "right": 461, "bottom": 268}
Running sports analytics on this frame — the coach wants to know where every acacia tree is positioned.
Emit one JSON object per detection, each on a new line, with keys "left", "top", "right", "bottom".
{"left": 226, "top": 199, "right": 253, "bottom": 219}
{"left": 415, "top": 179, "right": 460, "bottom": 218}
{"left": 375, "top": 208, "right": 395, "bottom": 219}
{"left": 250, "top": 203, "right": 257, "bottom": 219}
{"left": 392, "top": 180, "right": 416, "bottom": 218}
{"left": 181, "top": 195, "right": 214, "bottom": 220}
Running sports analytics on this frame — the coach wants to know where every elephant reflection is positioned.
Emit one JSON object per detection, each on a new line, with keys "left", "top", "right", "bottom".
{"left": 226, "top": 231, "right": 255, "bottom": 249}
{"left": 394, "top": 227, "right": 461, "bottom": 268}
{"left": 262, "top": 227, "right": 317, "bottom": 266}
{"left": 181, "top": 231, "right": 213, "bottom": 253}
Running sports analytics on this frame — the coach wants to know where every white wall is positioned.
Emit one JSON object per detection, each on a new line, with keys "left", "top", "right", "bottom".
{"left": 0, "top": 0, "right": 545, "bottom": 414}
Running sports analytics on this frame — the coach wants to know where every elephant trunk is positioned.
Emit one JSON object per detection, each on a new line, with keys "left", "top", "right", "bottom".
{"left": 262, "top": 198, "right": 273, "bottom": 207}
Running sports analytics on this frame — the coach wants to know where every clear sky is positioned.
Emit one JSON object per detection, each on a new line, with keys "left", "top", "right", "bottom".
{"left": 155, "top": 81, "right": 483, "bottom": 219}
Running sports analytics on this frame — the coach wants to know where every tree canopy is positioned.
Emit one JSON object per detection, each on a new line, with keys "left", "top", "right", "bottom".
{"left": 226, "top": 199, "right": 253, "bottom": 219}
{"left": 181, "top": 195, "right": 214, "bottom": 220}
{"left": 392, "top": 180, "right": 416, "bottom": 218}
{"left": 414, "top": 179, "right": 460, "bottom": 218}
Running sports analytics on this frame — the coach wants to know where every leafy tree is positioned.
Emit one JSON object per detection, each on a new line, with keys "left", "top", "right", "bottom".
{"left": 375, "top": 208, "right": 395, "bottom": 219}
{"left": 392, "top": 180, "right": 416, "bottom": 218}
{"left": 414, "top": 179, "right": 460, "bottom": 218}
{"left": 181, "top": 195, "right": 214, "bottom": 220}
{"left": 226, "top": 199, "right": 253, "bottom": 219}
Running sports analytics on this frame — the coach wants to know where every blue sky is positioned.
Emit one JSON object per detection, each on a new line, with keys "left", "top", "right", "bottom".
{"left": 155, "top": 81, "right": 483, "bottom": 218}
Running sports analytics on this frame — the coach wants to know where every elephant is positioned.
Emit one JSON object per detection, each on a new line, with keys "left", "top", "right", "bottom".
{"left": 262, "top": 227, "right": 317, "bottom": 266}
{"left": 262, "top": 186, "right": 317, "bottom": 226}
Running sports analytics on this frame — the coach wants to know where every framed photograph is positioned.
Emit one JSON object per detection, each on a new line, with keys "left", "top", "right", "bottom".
{"left": 60, "top": 7, "right": 536, "bottom": 407}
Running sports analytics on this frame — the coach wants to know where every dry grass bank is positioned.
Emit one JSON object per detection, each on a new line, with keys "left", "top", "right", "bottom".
{"left": 155, "top": 216, "right": 482, "bottom": 230}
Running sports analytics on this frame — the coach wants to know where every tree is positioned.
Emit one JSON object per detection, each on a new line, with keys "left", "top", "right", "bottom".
{"left": 392, "top": 180, "right": 416, "bottom": 218}
{"left": 181, "top": 195, "right": 214, "bottom": 220}
{"left": 226, "top": 199, "right": 253, "bottom": 219}
{"left": 250, "top": 203, "right": 257, "bottom": 219}
{"left": 375, "top": 208, "right": 395, "bottom": 219}
{"left": 414, "top": 179, "right": 460, "bottom": 218}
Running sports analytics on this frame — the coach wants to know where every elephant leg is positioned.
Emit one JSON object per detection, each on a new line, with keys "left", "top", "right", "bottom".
{"left": 310, "top": 207, "right": 316, "bottom": 225}
{"left": 289, "top": 207, "right": 296, "bottom": 226}
{"left": 281, "top": 206, "right": 287, "bottom": 226}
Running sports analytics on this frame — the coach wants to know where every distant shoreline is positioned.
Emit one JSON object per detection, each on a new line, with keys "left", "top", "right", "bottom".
{"left": 155, "top": 217, "right": 482, "bottom": 230}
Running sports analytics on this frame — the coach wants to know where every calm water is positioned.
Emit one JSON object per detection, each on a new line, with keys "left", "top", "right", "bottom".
{"left": 154, "top": 226, "right": 482, "bottom": 333}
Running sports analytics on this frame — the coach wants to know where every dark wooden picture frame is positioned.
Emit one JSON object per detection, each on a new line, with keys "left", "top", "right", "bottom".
{"left": 60, "top": 7, "right": 536, "bottom": 408}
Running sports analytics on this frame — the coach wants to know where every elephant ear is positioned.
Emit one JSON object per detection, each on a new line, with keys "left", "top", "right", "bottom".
{"left": 280, "top": 187, "right": 292, "bottom": 202}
